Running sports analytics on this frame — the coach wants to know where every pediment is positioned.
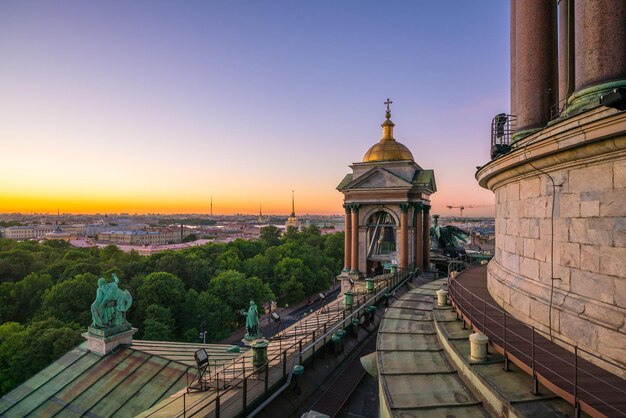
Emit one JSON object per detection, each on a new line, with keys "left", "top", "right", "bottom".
{"left": 343, "top": 167, "right": 413, "bottom": 190}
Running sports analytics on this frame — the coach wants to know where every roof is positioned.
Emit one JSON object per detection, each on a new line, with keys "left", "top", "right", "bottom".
{"left": 412, "top": 169, "right": 437, "bottom": 192}
{"left": 336, "top": 173, "right": 353, "bottom": 190}
{"left": 377, "top": 279, "right": 487, "bottom": 416}
{"left": 0, "top": 340, "right": 245, "bottom": 418}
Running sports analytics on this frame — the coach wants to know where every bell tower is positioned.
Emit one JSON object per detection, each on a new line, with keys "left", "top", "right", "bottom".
{"left": 337, "top": 99, "right": 436, "bottom": 288}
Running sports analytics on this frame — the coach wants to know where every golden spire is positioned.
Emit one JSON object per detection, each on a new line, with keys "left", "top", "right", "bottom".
{"left": 290, "top": 190, "right": 295, "bottom": 217}
{"left": 381, "top": 98, "right": 395, "bottom": 142}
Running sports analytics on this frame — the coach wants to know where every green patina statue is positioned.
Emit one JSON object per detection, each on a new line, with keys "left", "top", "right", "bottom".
{"left": 90, "top": 273, "right": 133, "bottom": 330}
{"left": 241, "top": 300, "right": 261, "bottom": 341}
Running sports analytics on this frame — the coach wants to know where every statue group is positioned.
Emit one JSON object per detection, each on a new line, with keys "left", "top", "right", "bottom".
{"left": 241, "top": 300, "right": 261, "bottom": 341}
{"left": 90, "top": 273, "right": 133, "bottom": 330}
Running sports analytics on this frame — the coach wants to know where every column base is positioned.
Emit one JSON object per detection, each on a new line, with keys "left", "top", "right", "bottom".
{"left": 564, "top": 79, "right": 626, "bottom": 117}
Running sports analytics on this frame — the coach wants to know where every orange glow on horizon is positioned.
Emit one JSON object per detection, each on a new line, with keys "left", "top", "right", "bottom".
{"left": 1, "top": 188, "right": 496, "bottom": 217}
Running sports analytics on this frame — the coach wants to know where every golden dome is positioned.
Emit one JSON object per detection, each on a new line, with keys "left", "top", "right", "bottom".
{"left": 363, "top": 138, "right": 414, "bottom": 162}
{"left": 362, "top": 103, "right": 414, "bottom": 163}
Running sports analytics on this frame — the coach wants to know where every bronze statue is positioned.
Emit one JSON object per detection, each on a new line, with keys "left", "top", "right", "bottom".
{"left": 241, "top": 300, "right": 260, "bottom": 341}
{"left": 90, "top": 273, "right": 133, "bottom": 329}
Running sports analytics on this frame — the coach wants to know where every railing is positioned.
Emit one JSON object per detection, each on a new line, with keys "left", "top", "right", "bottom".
{"left": 448, "top": 270, "right": 626, "bottom": 418}
{"left": 146, "top": 266, "right": 414, "bottom": 418}
{"left": 490, "top": 113, "right": 516, "bottom": 159}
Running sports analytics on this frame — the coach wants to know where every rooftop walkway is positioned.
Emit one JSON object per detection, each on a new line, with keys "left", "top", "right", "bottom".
{"left": 450, "top": 265, "right": 626, "bottom": 418}
{"left": 139, "top": 271, "right": 410, "bottom": 418}
{"left": 0, "top": 341, "right": 242, "bottom": 418}
{"left": 377, "top": 278, "right": 490, "bottom": 417}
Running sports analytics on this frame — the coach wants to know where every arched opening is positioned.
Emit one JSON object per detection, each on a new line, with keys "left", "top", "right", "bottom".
{"left": 366, "top": 211, "right": 397, "bottom": 276}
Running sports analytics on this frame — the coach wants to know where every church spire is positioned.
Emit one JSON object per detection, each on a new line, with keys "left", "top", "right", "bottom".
{"left": 381, "top": 98, "right": 395, "bottom": 142}
{"left": 290, "top": 190, "right": 296, "bottom": 217}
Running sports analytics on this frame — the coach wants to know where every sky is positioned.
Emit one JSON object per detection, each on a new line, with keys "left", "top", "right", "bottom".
{"left": 0, "top": 1, "right": 509, "bottom": 217}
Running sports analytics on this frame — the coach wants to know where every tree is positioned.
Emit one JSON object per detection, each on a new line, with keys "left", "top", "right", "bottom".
{"left": 259, "top": 225, "right": 281, "bottom": 247}
{"left": 207, "top": 270, "right": 274, "bottom": 316}
{"left": 1, "top": 273, "right": 54, "bottom": 323}
{"left": 182, "top": 233, "right": 198, "bottom": 243}
{"left": 280, "top": 277, "right": 305, "bottom": 305}
{"left": 138, "top": 272, "right": 186, "bottom": 308}
{"left": 40, "top": 273, "right": 98, "bottom": 326}
{"left": 137, "top": 272, "right": 185, "bottom": 335}
{"left": 215, "top": 248, "right": 243, "bottom": 272}
{"left": 143, "top": 305, "right": 174, "bottom": 341}
{"left": 0, "top": 319, "right": 81, "bottom": 395}
{"left": 0, "top": 249, "right": 36, "bottom": 282}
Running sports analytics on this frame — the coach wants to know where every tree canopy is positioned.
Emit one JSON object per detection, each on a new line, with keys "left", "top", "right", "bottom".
{"left": 0, "top": 227, "right": 343, "bottom": 396}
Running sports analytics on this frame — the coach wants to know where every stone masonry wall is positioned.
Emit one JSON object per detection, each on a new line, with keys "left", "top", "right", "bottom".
{"left": 488, "top": 156, "right": 626, "bottom": 370}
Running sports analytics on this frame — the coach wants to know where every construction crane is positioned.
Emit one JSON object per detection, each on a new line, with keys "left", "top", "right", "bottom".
{"left": 446, "top": 204, "right": 493, "bottom": 218}
{"left": 446, "top": 205, "right": 467, "bottom": 217}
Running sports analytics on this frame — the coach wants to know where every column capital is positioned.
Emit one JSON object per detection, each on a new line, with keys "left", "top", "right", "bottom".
{"left": 422, "top": 204, "right": 431, "bottom": 211}
{"left": 413, "top": 202, "right": 423, "bottom": 211}
{"left": 350, "top": 203, "right": 361, "bottom": 212}
{"left": 400, "top": 203, "right": 410, "bottom": 213}
{"left": 343, "top": 203, "right": 351, "bottom": 213}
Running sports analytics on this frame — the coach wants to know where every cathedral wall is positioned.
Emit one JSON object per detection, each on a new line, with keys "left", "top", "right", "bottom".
{"left": 479, "top": 108, "right": 626, "bottom": 373}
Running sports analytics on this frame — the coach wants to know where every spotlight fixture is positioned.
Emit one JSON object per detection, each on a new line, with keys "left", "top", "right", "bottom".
{"left": 600, "top": 88, "right": 626, "bottom": 110}
{"left": 194, "top": 348, "right": 209, "bottom": 368}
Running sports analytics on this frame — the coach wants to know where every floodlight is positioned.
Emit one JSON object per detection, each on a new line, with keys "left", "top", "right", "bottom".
{"left": 601, "top": 88, "right": 626, "bottom": 110}
{"left": 271, "top": 312, "right": 281, "bottom": 322}
{"left": 348, "top": 278, "right": 354, "bottom": 286}
{"left": 194, "top": 348, "right": 209, "bottom": 367}
{"left": 319, "top": 293, "right": 325, "bottom": 300}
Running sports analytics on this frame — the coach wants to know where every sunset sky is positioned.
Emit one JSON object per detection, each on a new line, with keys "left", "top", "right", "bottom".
{"left": 0, "top": 1, "right": 509, "bottom": 217}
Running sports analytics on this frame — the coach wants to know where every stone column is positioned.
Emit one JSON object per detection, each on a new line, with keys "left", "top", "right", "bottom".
{"left": 558, "top": 0, "right": 575, "bottom": 104}
{"left": 414, "top": 204, "right": 424, "bottom": 270}
{"left": 399, "top": 204, "right": 409, "bottom": 269}
{"left": 423, "top": 205, "right": 431, "bottom": 270}
{"left": 343, "top": 204, "right": 351, "bottom": 272}
{"left": 510, "top": 0, "right": 517, "bottom": 117}
{"left": 515, "top": 0, "right": 558, "bottom": 132}
{"left": 574, "top": 0, "right": 626, "bottom": 90}
{"left": 350, "top": 204, "right": 360, "bottom": 274}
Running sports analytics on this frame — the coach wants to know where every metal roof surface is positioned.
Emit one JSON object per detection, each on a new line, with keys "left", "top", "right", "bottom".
{"left": 0, "top": 340, "right": 245, "bottom": 418}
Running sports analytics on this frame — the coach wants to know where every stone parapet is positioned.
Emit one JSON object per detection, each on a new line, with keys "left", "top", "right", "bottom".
{"left": 478, "top": 107, "right": 626, "bottom": 370}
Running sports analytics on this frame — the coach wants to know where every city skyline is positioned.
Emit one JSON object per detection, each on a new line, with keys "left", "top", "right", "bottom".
{"left": 0, "top": 1, "right": 509, "bottom": 216}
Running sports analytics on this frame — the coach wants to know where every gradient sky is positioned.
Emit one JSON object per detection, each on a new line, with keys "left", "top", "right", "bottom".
{"left": 0, "top": 1, "right": 509, "bottom": 216}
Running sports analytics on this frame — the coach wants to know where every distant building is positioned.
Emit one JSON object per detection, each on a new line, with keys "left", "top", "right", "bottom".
{"left": 3, "top": 225, "right": 56, "bottom": 240}
{"left": 285, "top": 191, "right": 301, "bottom": 229}
{"left": 477, "top": 1, "right": 626, "bottom": 370}
{"left": 97, "top": 228, "right": 193, "bottom": 245}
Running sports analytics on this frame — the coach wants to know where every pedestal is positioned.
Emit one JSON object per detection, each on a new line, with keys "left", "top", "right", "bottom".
{"left": 83, "top": 327, "right": 137, "bottom": 356}
{"left": 250, "top": 338, "right": 269, "bottom": 372}
{"left": 469, "top": 332, "right": 489, "bottom": 361}
{"left": 436, "top": 289, "right": 449, "bottom": 307}
{"left": 344, "top": 291, "right": 353, "bottom": 308}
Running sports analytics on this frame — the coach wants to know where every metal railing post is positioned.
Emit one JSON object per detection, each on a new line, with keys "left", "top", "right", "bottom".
{"left": 482, "top": 300, "right": 486, "bottom": 334}
{"left": 503, "top": 311, "right": 509, "bottom": 372}
{"left": 299, "top": 340, "right": 303, "bottom": 365}
{"left": 574, "top": 345, "right": 580, "bottom": 418}
{"left": 243, "top": 376, "right": 247, "bottom": 412}
{"left": 470, "top": 293, "right": 473, "bottom": 328}
{"left": 532, "top": 326, "right": 539, "bottom": 395}
{"left": 264, "top": 364, "right": 269, "bottom": 395}
{"left": 323, "top": 323, "right": 327, "bottom": 358}
{"left": 283, "top": 351, "right": 287, "bottom": 379}
{"left": 312, "top": 330, "right": 316, "bottom": 368}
